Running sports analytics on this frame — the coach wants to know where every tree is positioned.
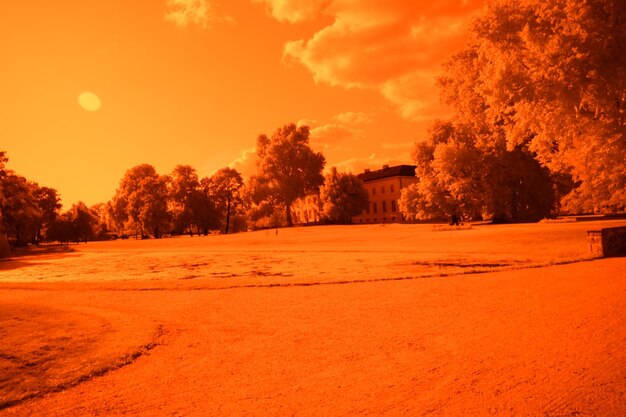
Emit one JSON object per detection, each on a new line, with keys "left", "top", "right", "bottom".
{"left": 401, "top": 120, "right": 555, "bottom": 222}
{"left": 206, "top": 167, "right": 244, "bottom": 234}
{"left": 110, "top": 164, "right": 170, "bottom": 238}
{"left": 0, "top": 151, "right": 10, "bottom": 256}
{"left": 67, "top": 202, "right": 98, "bottom": 242}
{"left": 90, "top": 202, "right": 114, "bottom": 240}
{"left": 319, "top": 167, "right": 368, "bottom": 224}
{"left": 107, "top": 194, "right": 129, "bottom": 236}
{"left": 0, "top": 172, "right": 42, "bottom": 246}
{"left": 168, "top": 165, "right": 201, "bottom": 235}
{"left": 33, "top": 186, "right": 62, "bottom": 242}
{"left": 191, "top": 179, "right": 219, "bottom": 235}
{"left": 252, "top": 123, "right": 326, "bottom": 226}
{"left": 48, "top": 202, "right": 98, "bottom": 243}
{"left": 437, "top": 0, "right": 626, "bottom": 212}
{"left": 244, "top": 176, "right": 285, "bottom": 229}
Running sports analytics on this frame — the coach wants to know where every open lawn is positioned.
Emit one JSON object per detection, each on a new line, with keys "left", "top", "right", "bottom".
{"left": 0, "top": 221, "right": 625, "bottom": 416}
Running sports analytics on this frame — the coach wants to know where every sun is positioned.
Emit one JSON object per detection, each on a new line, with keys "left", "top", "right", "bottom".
{"left": 78, "top": 92, "right": 102, "bottom": 112}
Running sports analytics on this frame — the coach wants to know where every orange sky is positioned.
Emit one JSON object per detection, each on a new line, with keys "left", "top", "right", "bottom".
{"left": 1, "top": 0, "right": 484, "bottom": 207}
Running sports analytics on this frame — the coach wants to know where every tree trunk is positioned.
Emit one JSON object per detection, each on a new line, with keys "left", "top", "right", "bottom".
{"left": 0, "top": 211, "right": 9, "bottom": 257}
{"left": 224, "top": 198, "right": 231, "bottom": 234}
{"left": 285, "top": 203, "right": 293, "bottom": 227}
{"left": 0, "top": 232, "right": 10, "bottom": 257}
{"left": 15, "top": 225, "right": 22, "bottom": 247}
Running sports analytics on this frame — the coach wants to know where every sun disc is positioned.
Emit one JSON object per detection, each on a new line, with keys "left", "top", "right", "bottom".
{"left": 78, "top": 92, "right": 101, "bottom": 112}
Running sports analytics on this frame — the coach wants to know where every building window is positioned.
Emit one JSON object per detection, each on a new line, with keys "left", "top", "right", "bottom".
{"left": 382, "top": 201, "right": 387, "bottom": 212}
{"left": 391, "top": 200, "right": 397, "bottom": 212}
{"left": 381, "top": 186, "right": 385, "bottom": 194}
{"left": 390, "top": 184, "right": 395, "bottom": 193}
{"left": 373, "top": 202, "right": 378, "bottom": 214}
{"left": 372, "top": 187, "right": 376, "bottom": 195}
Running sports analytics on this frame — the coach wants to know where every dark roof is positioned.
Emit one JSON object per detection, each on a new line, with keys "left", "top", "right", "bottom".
{"left": 357, "top": 165, "right": 417, "bottom": 182}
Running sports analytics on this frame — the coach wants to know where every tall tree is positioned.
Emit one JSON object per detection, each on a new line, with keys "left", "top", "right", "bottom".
{"left": 401, "top": 120, "right": 555, "bottom": 222}
{"left": 0, "top": 151, "right": 10, "bottom": 256}
{"left": 111, "top": 164, "right": 170, "bottom": 238}
{"left": 168, "top": 165, "right": 201, "bottom": 235}
{"left": 438, "top": 0, "right": 626, "bottom": 212}
{"left": 0, "top": 172, "right": 42, "bottom": 246}
{"left": 206, "top": 167, "right": 244, "bottom": 234}
{"left": 192, "top": 178, "right": 220, "bottom": 235}
{"left": 252, "top": 123, "right": 326, "bottom": 226}
{"left": 48, "top": 202, "right": 98, "bottom": 243}
{"left": 319, "top": 167, "right": 368, "bottom": 224}
{"left": 244, "top": 176, "right": 285, "bottom": 229}
{"left": 33, "top": 186, "right": 62, "bottom": 243}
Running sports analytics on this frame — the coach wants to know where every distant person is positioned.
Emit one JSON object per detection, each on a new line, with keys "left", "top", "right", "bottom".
{"left": 450, "top": 213, "right": 460, "bottom": 226}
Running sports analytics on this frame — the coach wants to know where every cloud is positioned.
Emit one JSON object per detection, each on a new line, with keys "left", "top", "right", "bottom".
{"left": 296, "top": 118, "right": 318, "bottom": 129}
{"left": 227, "top": 147, "right": 258, "bottom": 178}
{"left": 298, "top": 112, "right": 371, "bottom": 151}
{"left": 310, "top": 123, "right": 364, "bottom": 148}
{"left": 252, "top": 0, "right": 331, "bottom": 23}
{"left": 332, "top": 152, "right": 410, "bottom": 175}
{"left": 332, "top": 111, "right": 373, "bottom": 125}
{"left": 261, "top": 0, "right": 484, "bottom": 121}
{"left": 165, "top": 0, "right": 232, "bottom": 28}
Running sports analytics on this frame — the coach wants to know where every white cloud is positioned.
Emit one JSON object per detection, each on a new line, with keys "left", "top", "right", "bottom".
{"left": 227, "top": 147, "right": 258, "bottom": 179}
{"left": 310, "top": 123, "right": 364, "bottom": 148}
{"left": 332, "top": 111, "right": 373, "bottom": 125}
{"left": 252, "top": 0, "right": 331, "bottom": 23}
{"left": 165, "top": 0, "right": 232, "bottom": 28}
{"left": 259, "top": 0, "right": 484, "bottom": 121}
{"left": 332, "top": 152, "right": 410, "bottom": 175}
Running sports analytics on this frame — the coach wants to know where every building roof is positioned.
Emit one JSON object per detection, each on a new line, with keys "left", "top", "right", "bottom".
{"left": 357, "top": 165, "right": 417, "bottom": 182}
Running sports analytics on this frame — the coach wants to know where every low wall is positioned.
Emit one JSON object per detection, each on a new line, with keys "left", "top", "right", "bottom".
{"left": 587, "top": 226, "right": 626, "bottom": 257}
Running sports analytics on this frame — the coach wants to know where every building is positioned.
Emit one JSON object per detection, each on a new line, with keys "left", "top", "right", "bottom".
{"left": 351, "top": 164, "right": 418, "bottom": 224}
{"left": 291, "top": 192, "right": 322, "bottom": 225}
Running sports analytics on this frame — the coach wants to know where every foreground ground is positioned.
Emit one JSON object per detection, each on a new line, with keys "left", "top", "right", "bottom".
{"left": 0, "top": 221, "right": 625, "bottom": 416}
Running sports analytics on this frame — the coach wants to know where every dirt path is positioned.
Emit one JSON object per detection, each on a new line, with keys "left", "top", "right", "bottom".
{"left": 1, "top": 258, "right": 625, "bottom": 416}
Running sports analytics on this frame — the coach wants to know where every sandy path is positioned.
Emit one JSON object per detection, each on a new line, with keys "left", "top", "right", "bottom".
{"left": 1, "top": 258, "right": 625, "bottom": 416}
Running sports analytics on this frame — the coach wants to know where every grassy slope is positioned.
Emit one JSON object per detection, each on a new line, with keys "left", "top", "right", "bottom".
{"left": 0, "top": 220, "right": 624, "bottom": 415}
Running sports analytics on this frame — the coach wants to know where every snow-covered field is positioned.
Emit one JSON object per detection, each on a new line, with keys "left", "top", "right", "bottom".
{"left": 0, "top": 221, "right": 625, "bottom": 416}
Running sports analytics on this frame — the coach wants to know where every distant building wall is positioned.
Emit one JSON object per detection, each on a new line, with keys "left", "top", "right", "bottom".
{"left": 352, "top": 165, "right": 418, "bottom": 224}
{"left": 292, "top": 193, "right": 322, "bottom": 225}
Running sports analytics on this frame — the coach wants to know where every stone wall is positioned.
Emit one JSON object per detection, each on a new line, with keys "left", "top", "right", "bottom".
{"left": 587, "top": 226, "right": 626, "bottom": 257}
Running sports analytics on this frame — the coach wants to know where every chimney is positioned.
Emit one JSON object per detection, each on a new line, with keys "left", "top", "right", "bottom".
{"left": 364, "top": 169, "right": 371, "bottom": 173}
{"left": 382, "top": 164, "right": 389, "bottom": 169}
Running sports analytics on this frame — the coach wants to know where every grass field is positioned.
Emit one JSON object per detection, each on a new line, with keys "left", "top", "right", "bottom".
{"left": 0, "top": 220, "right": 625, "bottom": 416}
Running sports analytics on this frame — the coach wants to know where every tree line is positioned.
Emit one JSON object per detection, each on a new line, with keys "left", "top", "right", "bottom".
{"left": 0, "top": 124, "right": 369, "bottom": 247}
